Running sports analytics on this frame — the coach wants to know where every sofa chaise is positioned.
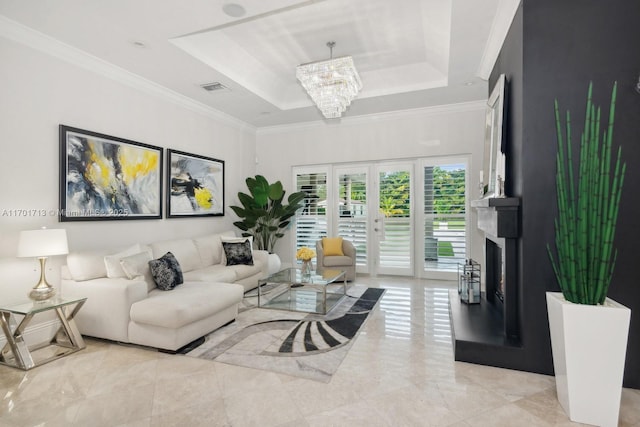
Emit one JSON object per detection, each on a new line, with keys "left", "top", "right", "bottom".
{"left": 60, "top": 230, "right": 267, "bottom": 351}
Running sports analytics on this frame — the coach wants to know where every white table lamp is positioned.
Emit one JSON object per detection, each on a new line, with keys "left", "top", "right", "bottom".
{"left": 17, "top": 228, "right": 69, "bottom": 301}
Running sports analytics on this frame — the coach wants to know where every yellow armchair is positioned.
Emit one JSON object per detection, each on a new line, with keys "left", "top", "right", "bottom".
{"left": 315, "top": 237, "right": 356, "bottom": 281}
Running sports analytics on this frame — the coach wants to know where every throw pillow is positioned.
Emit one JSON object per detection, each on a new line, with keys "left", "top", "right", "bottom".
{"left": 222, "top": 240, "right": 254, "bottom": 266}
{"left": 148, "top": 252, "right": 184, "bottom": 291}
{"left": 322, "top": 237, "right": 344, "bottom": 256}
{"left": 220, "top": 236, "right": 253, "bottom": 265}
{"left": 120, "top": 251, "right": 155, "bottom": 292}
{"left": 104, "top": 244, "right": 142, "bottom": 278}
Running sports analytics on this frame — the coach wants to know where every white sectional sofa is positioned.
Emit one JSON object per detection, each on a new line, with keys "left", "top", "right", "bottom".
{"left": 60, "top": 230, "right": 267, "bottom": 351}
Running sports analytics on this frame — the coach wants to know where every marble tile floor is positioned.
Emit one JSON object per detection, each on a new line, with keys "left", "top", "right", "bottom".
{"left": 1, "top": 276, "right": 639, "bottom": 427}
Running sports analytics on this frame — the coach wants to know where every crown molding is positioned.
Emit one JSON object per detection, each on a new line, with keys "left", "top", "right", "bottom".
{"left": 0, "top": 15, "right": 255, "bottom": 133}
{"left": 256, "top": 100, "right": 486, "bottom": 135}
{"left": 477, "top": 0, "right": 521, "bottom": 80}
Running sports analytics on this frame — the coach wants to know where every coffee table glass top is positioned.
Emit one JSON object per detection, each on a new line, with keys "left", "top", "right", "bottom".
{"left": 257, "top": 268, "right": 347, "bottom": 314}
{"left": 265, "top": 268, "right": 345, "bottom": 285}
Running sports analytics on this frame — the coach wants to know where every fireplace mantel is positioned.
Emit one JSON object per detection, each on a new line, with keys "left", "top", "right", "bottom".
{"left": 470, "top": 197, "right": 520, "bottom": 238}
{"left": 471, "top": 196, "right": 521, "bottom": 339}
{"left": 449, "top": 196, "right": 522, "bottom": 367}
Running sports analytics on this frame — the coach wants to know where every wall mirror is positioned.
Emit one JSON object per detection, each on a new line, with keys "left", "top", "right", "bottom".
{"left": 483, "top": 73, "right": 507, "bottom": 198}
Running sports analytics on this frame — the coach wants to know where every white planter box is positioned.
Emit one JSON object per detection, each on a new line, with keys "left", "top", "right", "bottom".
{"left": 546, "top": 291, "right": 631, "bottom": 427}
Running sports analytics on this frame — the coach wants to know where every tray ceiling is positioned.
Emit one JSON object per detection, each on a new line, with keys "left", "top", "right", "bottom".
{"left": 0, "top": 0, "right": 519, "bottom": 127}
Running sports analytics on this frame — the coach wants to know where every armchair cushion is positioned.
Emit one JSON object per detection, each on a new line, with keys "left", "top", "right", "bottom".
{"left": 323, "top": 255, "right": 354, "bottom": 267}
{"left": 322, "top": 237, "right": 344, "bottom": 256}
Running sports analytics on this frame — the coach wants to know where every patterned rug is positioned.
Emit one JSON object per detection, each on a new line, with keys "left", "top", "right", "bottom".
{"left": 184, "top": 285, "right": 385, "bottom": 383}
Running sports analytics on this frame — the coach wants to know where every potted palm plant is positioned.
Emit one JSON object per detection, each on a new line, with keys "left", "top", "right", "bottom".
{"left": 230, "top": 175, "right": 306, "bottom": 257}
{"left": 546, "top": 82, "right": 630, "bottom": 427}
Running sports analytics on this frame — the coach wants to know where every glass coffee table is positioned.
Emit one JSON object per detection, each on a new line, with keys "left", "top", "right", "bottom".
{"left": 257, "top": 268, "right": 347, "bottom": 314}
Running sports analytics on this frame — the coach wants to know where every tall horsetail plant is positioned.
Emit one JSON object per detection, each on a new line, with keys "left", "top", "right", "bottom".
{"left": 547, "top": 82, "right": 626, "bottom": 305}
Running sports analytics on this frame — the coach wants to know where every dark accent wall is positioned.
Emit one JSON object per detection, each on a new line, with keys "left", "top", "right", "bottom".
{"left": 490, "top": 0, "right": 640, "bottom": 388}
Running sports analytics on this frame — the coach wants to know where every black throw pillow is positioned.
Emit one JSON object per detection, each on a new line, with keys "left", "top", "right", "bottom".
{"left": 222, "top": 240, "right": 254, "bottom": 266}
{"left": 148, "top": 252, "right": 183, "bottom": 290}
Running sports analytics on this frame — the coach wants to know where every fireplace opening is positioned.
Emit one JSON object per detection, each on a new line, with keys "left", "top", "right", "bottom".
{"left": 485, "top": 238, "right": 504, "bottom": 306}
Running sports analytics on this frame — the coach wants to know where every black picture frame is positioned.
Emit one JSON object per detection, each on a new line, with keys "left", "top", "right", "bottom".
{"left": 59, "top": 125, "right": 163, "bottom": 221}
{"left": 166, "top": 149, "right": 225, "bottom": 218}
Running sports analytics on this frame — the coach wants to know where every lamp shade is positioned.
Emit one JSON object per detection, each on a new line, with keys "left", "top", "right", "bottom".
{"left": 17, "top": 228, "right": 69, "bottom": 258}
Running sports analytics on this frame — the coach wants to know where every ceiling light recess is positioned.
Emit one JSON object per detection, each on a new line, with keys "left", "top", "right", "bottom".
{"left": 296, "top": 41, "right": 362, "bottom": 119}
{"left": 222, "top": 3, "right": 246, "bottom": 18}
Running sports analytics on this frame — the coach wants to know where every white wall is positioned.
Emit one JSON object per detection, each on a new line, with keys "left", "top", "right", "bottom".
{"left": 0, "top": 27, "right": 487, "bottom": 305}
{"left": 255, "top": 104, "right": 487, "bottom": 268}
{"left": 0, "top": 36, "right": 257, "bottom": 302}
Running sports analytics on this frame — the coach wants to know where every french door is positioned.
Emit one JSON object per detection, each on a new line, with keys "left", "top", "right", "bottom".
{"left": 335, "top": 167, "right": 369, "bottom": 269}
{"left": 294, "top": 157, "right": 466, "bottom": 278}
{"left": 332, "top": 163, "right": 414, "bottom": 276}
{"left": 374, "top": 163, "right": 414, "bottom": 276}
{"left": 418, "top": 157, "right": 468, "bottom": 280}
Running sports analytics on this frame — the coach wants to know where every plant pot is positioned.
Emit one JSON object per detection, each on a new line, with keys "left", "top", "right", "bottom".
{"left": 546, "top": 291, "right": 631, "bottom": 427}
{"left": 267, "top": 253, "right": 281, "bottom": 275}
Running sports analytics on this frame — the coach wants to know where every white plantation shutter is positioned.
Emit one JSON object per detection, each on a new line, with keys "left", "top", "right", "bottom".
{"left": 337, "top": 172, "right": 367, "bottom": 266}
{"left": 295, "top": 171, "right": 328, "bottom": 253}
{"left": 378, "top": 169, "right": 412, "bottom": 270}
{"left": 424, "top": 165, "right": 466, "bottom": 271}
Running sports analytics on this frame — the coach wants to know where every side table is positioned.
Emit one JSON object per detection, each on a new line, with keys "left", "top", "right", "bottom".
{"left": 0, "top": 296, "right": 87, "bottom": 370}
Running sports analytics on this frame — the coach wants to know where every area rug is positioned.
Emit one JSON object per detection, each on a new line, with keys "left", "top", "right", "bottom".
{"left": 184, "top": 285, "right": 385, "bottom": 383}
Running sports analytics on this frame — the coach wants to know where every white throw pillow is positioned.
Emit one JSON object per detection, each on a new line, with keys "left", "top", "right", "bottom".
{"left": 220, "top": 236, "right": 253, "bottom": 265}
{"left": 104, "top": 244, "right": 142, "bottom": 278}
{"left": 120, "top": 250, "right": 155, "bottom": 292}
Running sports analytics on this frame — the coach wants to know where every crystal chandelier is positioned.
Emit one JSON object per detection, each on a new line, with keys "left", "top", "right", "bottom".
{"left": 296, "top": 41, "right": 362, "bottom": 119}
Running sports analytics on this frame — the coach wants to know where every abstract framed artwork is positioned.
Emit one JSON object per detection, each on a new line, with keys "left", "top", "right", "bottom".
{"left": 166, "top": 149, "right": 224, "bottom": 218}
{"left": 59, "top": 125, "right": 163, "bottom": 221}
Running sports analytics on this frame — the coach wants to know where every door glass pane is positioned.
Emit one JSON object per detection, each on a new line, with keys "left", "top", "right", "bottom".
{"left": 338, "top": 172, "right": 367, "bottom": 266}
{"left": 379, "top": 168, "right": 411, "bottom": 270}
{"left": 424, "top": 164, "right": 466, "bottom": 271}
{"left": 295, "top": 172, "right": 328, "bottom": 254}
